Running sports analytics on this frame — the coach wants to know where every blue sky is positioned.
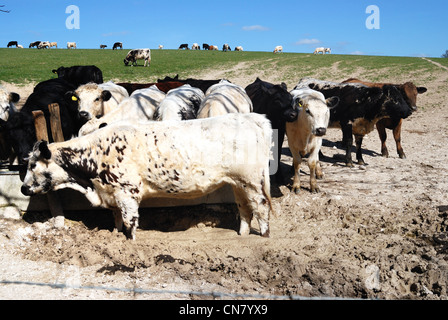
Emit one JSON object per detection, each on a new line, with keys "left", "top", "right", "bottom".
{"left": 0, "top": 0, "right": 446, "bottom": 57}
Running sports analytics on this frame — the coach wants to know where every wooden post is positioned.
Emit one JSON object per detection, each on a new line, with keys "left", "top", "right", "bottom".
{"left": 32, "top": 107, "right": 65, "bottom": 227}
{"left": 32, "top": 110, "right": 49, "bottom": 141}
{"left": 48, "top": 103, "right": 64, "bottom": 143}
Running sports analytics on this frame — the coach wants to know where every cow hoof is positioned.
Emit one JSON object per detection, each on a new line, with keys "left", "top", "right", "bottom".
{"left": 292, "top": 186, "right": 300, "bottom": 194}
{"left": 346, "top": 162, "right": 354, "bottom": 168}
{"left": 399, "top": 154, "right": 406, "bottom": 159}
{"left": 311, "top": 188, "right": 320, "bottom": 193}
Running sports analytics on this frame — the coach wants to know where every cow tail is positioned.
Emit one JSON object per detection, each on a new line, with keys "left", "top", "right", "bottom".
{"left": 262, "top": 169, "right": 276, "bottom": 218}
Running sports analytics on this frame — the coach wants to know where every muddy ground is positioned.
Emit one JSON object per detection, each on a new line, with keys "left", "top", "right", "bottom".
{"left": 0, "top": 58, "right": 448, "bottom": 300}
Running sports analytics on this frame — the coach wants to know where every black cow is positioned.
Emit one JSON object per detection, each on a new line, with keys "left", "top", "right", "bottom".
{"left": 245, "top": 78, "right": 297, "bottom": 183}
{"left": 7, "top": 41, "right": 18, "bottom": 48}
{"left": 202, "top": 43, "right": 210, "bottom": 50}
{"left": 113, "top": 42, "right": 122, "bottom": 50}
{"left": 29, "top": 41, "right": 41, "bottom": 48}
{"left": 100, "top": 44, "right": 107, "bottom": 49}
{"left": 0, "top": 78, "right": 82, "bottom": 165}
{"left": 52, "top": 65, "right": 103, "bottom": 88}
{"left": 178, "top": 43, "right": 189, "bottom": 50}
{"left": 295, "top": 78, "right": 412, "bottom": 166}
{"left": 157, "top": 75, "right": 221, "bottom": 94}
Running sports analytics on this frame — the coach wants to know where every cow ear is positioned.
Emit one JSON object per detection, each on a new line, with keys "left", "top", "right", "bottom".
{"left": 9, "top": 92, "right": 20, "bottom": 103}
{"left": 65, "top": 91, "right": 77, "bottom": 102}
{"left": 280, "top": 82, "right": 288, "bottom": 91}
{"left": 38, "top": 140, "right": 52, "bottom": 160}
{"left": 326, "top": 96, "right": 339, "bottom": 109}
{"left": 294, "top": 98, "right": 303, "bottom": 109}
{"left": 52, "top": 69, "right": 57, "bottom": 74}
{"left": 101, "top": 90, "right": 112, "bottom": 101}
{"left": 417, "top": 87, "right": 427, "bottom": 94}
{"left": 99, "top": 123, "right": 108, "bottom": 129}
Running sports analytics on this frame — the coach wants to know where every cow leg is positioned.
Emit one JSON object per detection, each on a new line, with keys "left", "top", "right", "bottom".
{"left": 232, "top": 182, "right": 270, "bottom": 237}
{"left": 116, "top": 197, "right": 140, "bottom": 240}
{"left": 376, "top": 120, "right": 389, "bottom": 158}
{"left": 308, "top": 145, "right": 322, "bottom": 193}
{"left": 354, "top": 134, "right": 365, "bottom": 165}
{"left": 112, "top": 208, "right": 123, "bottom": 232}
{"left": 273, "top": 128, "right": 286, "bottom": 184}
{"left": 341, "top": 123, "right": 354, "bottom": 167}
{"left": 46, "top": 191, "right": 65, "bottom": 228}
{"left": 291, "top": 154, "right": 302, "bottom": 194}
{"left": 393, "top": 119, "right": 406, "bottom": 159}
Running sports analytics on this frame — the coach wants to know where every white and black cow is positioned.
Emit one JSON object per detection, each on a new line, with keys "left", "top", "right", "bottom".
{"left": 79, "top": 85, "right": 166, "bottom": 136}
{"left": 21, "top": 113, "right": 274, "bottom": 240}
{"left": 113, "top": 42, "right": 123, "bottom": 50}
{"left": 295, "top": 77, "right": 412, "bottom": 166}
{"left": 154, "top": 84, "right": 205, "bottom": 121}
{"left": 197, "top": 80, "right": 253, "bottom": 118}
{"left": 286, "top": 88, "right": 339, "bottom": 193}
{"left": 124, "top": 49, "right": 151, "bottom": 67}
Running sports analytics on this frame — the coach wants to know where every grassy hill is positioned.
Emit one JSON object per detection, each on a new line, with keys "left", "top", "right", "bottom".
{"left": 0, "top": 48, "right": 441, "bottom": 87}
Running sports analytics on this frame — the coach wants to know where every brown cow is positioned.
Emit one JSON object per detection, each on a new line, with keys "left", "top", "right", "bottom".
{"left": 116, "top": 81, "right": 184, "bottom": 95}
{"left": 342, "top": 78, "right": 427, "bottom": 159}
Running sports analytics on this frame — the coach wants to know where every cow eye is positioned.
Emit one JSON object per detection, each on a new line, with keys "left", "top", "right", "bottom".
{"left": 94, "top": 97, "right": 100, "bottom": 102}
{"left": 305, "top": 108, "right": 311, "bottom": 115}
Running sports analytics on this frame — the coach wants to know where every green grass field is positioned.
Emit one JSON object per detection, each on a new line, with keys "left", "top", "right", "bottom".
{"left": 0, "top": 48, "right": 443, "bottom": 85}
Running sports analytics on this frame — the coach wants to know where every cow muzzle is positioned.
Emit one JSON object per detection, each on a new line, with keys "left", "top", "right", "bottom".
{"left": 315, "top": 127, "right": 327, "bottom": 136}
{"left": 21, "top": 185, "right": 34, "bottom": 196}
{"left": 79, "top": 111, "right": 92, "bottom": 120}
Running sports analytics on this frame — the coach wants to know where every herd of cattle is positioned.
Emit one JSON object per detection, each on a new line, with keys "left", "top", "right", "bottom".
{"left": 0, "top": 65, "right": 427, "bottom": 239}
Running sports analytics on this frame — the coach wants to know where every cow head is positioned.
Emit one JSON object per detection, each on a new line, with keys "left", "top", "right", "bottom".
{"left": 65, "top": 83, "right": 112, "bottom": 121}
{"left": 0, "top": 87, "right": 20, "bottom": 121}
{"left": 262, "top": 83, "right": 298, "bottom": 122}
{"left": 1, "top": 112, "right": 36, "bottom": 165}
{"left": 21, "top": 140, "right": 69, "bottom": 196}
{"left": 52, "top": 66, "right": 66, "bottom": 78}
{"left": 382, "top": 85, "right": 413, "bottom": 120}
{"left": 294, "top": 93, "right": 339, "bottom": 136}
{"left": 400, "top": 82, "right": 427, "bottom": 111}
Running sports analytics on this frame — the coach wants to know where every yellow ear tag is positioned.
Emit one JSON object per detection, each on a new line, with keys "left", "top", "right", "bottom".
{"left": 72, "top": 96, "right": 78, "bottom": 101}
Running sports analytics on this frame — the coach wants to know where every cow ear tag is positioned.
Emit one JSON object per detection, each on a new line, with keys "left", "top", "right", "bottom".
{"left": 72, "top": 96, "right": 78, "bottom": 101}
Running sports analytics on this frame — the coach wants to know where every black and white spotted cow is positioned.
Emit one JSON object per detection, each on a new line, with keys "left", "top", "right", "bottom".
{"left": 21, "top": 113, "right": 274, "bottom": 240}
{"left": 123, "top": 49, "right": 151, "bottom": 67}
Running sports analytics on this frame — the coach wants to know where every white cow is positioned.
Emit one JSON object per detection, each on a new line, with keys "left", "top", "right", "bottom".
{"left": 67, "top": 81, "right": 129, "bottom": 121}
{"left": 314, "top": 47, "right": 331, "bottom": 54}
{"left": 22, "top": 113, "right": 274, "bottom": 240}
{"left": 286, "top": 88, "right": 339, "bottom": 193}
{"left": 0, "top": 85, "right": 20, "bottom": 121}
{"left": 235, "top": 46, "right": 243, "bottom": 51}
{"left": 197, "top": 80, "right": 253, "bottom": 118}
{"left": 67, "top": 42, "right": 77, "bottom": 49}
{"left": 191, "top": 43, "right": 200, "bottom": 50}
{"left": 79, "top": 85, "right": 166, "bottom": 136}
{"left": 154, "top": 84, "right": 204, "bottom": 121}
{"left": 273, "top": 45, "right": 283, "bottom": 53}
